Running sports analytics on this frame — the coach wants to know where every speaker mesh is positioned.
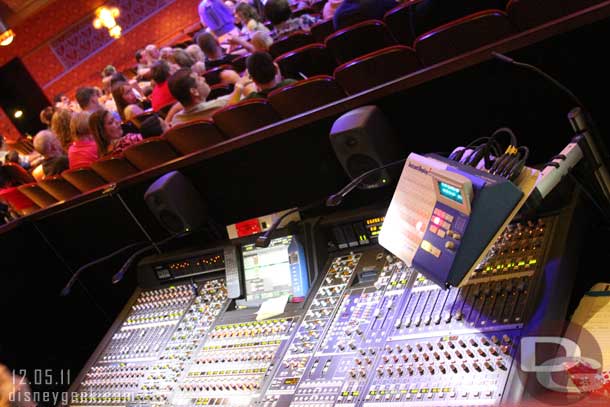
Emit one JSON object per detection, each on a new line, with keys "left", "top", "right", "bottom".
{"left": 346, "top": 154, "right": 381, "bottom": 186}
{"left": 159, "top": 209, "right": 184, "bottom": 233}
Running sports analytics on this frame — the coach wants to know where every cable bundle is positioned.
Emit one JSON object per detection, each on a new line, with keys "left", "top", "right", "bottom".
{"left": 449, "top": 127, "right": 529, "bottom": 182}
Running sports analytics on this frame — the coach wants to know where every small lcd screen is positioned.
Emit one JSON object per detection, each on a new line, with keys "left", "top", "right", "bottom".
{"left": 438, "top": 181, "right": 463, "bottom": 204}
{"left": 241, "top": 236, "right": 298, "bottom": 302}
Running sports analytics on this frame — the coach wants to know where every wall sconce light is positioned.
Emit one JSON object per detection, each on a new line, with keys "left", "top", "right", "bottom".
{"left": 93, "top": 6, "right": 122, "bottom": 39}
{"left": 0, "top": 18, "right": 15, "bottom": 46}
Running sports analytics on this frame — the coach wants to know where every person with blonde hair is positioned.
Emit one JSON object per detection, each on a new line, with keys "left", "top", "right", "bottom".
{"left": 68, "top": 111, "right": 98, "bottom": 169}
{"left": 50, "top": 109, "right": 73, "bottom": 152}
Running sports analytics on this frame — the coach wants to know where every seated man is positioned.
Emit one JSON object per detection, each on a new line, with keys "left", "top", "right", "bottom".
{"left": 167, "top": 68, "right": 233, "bottom": 125}
{"left": 243, "top": 51, "right": 296, "bottom": 99}
{"left": 32, "top": 131, "right": 68, "bottom": 181}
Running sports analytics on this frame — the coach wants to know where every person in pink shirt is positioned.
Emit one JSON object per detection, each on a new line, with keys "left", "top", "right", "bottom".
{"left": 150, "top": 60, "right": 177, "bottom": 112}
{"left": 68, "top": 112, "right": 98, "bottom": 169}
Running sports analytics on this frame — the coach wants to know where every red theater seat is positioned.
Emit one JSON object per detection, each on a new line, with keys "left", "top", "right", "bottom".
{"left": 123, "top": 137, "right": 180, "bottom": 171}
{"left": 164, "top": 119, "right": 227, "bottom": 155}
{"left": 208, "top": 84, "right": 234, "bottom": 101}
{"left": 274, "top": 44, "right": 336, "bottom": 80}
{"left": 325, "top": 20, "right": 397, "bottom": 64}
{"left": 2, "top": 162, "right": 35, "bottom": 185}
{"left": 310, "top": 19, "right": 335, "bottom": 43}
{"left": 268, "top": 76, "right": 347, "bottom": 118}
{"left": 131, "top": 111, "right": 158, "bottom": 129}
{"left": 414, "top": 10, "right": 514, "bottom": 66}
{"left": 269, "top": 31, "right": 315, "bottom": 58}
{"left": 61, "top": 167, "right": 108, "bottom": 193}
{"left": 91, "top": 155, "right": 139, "bottom": 182}
{"left": 17, "top": 183, "right": 57, "bottom": 208}
{"left": 334, "top": 45, "right": 420, "bottom": 95}
{"left": 212, "top": 99, "right": 281, "bottom": 138}
{"left": 37, "top": 176, "right": 81, "bottom": 201}
{"left": 507, "top": 0, "right": 606, "bottom": 30}
{"left": 203, "top": 65, "right": 234, "bottom": 86}
{"left": 0, "top": 187, "right": 38, "bottom": 215}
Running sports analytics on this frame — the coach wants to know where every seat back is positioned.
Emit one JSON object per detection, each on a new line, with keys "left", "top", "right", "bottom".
{"left": 275, "top": 44, "right": 336, "bottom": 80}
{"left": 17, "top": 183, "right": 58, "bottom": 208}
{"left": 414, "top": 10, "right": 514, "bottom": 66}
{"left": 269, "top": 76, "right": 346, "bottom": 118}
{"left": 91, "top": 155, "right": 139, "bottom": 182}
{"left": 208, "top": 84, "right": 235, "bottom": 101}
{"left": 2, "top": 163, "right": 35, "bottom": 185}
{"left": 164, "top": 119, "right": 226, "bottom": 155}
{"left": 325, "top": 20, "right": 397, "bottom": 64}
{"left": 157, "top": 102, "right": 176, "bottom": 119}
{"left": 203, "top": 65, "right": 234, "bottom": 86}
{"left": 310, "top": 19, "right": 335, "bottom": 43}
{"left": 269, "top": 31, "right": 315, "bottom": 58}
{"left": 37, "top": 176, "right": 81, "bottom": 201}
{"left": 61, "top": 167, "right": 108, "bottom": 193}
{"left": 291, "top": 7, "right": 318, "bottom": 18}
{"left": 230, "top": 54, "right": 249, "bottom": 73}
{"left": 212, "top": 99, "right": 281, "bottom": 138}
{"left": 123, "top": 137, "right": 180, "bottom": 171}
{"left": 0, "top": 187, "right": 38, "bottom": 215}
{"left": 131, "top": 111, "right": 159, "bottom": 129}
{"left": 507, "top": 0, "right": 605, "bottom": 30}
{"left": 334, "top": 45, "right": 420, "bottom": 95}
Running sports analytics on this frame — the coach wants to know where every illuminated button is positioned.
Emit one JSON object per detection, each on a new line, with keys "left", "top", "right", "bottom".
{"left": 445, "top": 214, "right": 454, "bottom": 222}
{"left": 430, "top": 225, "right": 439, "bottom": 233}
{"left": 445, "top": 241, "right": 456, "bottom": 250}
{"left": 437, "top": 229, "right": 446, "bottom": 238}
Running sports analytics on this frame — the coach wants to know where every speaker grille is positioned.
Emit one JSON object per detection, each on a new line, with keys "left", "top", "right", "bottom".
{"left": 346, "top": 154, "right": 382, "bottom": 187}
{"left": 159, "top": 209, "right": 185, "bottom": 233}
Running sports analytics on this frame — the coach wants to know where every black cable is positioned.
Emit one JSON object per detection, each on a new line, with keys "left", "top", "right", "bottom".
{"left": 255, "top": 199, "right": 325, "bottom": 248}
{"left": 112, "top": 231, "right": 190, "bottom": 284}
{"left": 325, "top": 157, "right": 408, "bottom": 207}
{"left": 60, "top": 241, "right": 147, "bottom": 296}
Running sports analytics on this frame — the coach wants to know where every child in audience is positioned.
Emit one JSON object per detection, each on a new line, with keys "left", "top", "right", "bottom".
{"left": 111, "top": 82, "right": 146, "bottom": 123}
{"left": 68, "top": 112, "right": 98, "bottom": 169}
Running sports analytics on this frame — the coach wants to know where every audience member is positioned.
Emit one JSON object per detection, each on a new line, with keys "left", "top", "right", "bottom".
{"left": 167, "top": 68, "right": 233, "bottom": 124}
{"left": 173, "top": 48, "right": 196, "bottom": 68}
{"left": 265, "top": 0, "right": 319, "bottom": 39}
{"left": 243, "top": 51, "right": 296, "bottom": 99}
{"left": 160, "top": 46, "right": 174, "bottom": 61}
{"left": 251, "top": 30, "right": 274, "bottom": 52}
{"left": 75, "top": 87, "right": 105, "bottom": 113}
{"left": 145, "top": 44, "right": 160, "bottom": 62}
{"left": 67, "top": 112, "right": 98, "bottom": 169}
{"left": 198, "top": 0, "right": 237, "bottom": 38}
{"left": 150, "top": 60, "right": 178, "bottom": 112}
{"left": 323, "top": 0, "right": 344, "bottom": 20}
{"left": 111, "top": 82, "right": 146, "bottom": 122}
{"left": 196, "top": 32, "right": 240, "bottom": 69}
{"left": 89, "top": 110, "right": 143, "bottom": 156}
{"left": 32, "top": 132, "right": 69, "bottom": 181}
{"left": 50, "top": 109, "right": 73, "bottom": 152}
{"left": 186, "top": 44, "right": 206, "bottom": 64}
{"left": 236, "top": 2, "right": 270, "bottom": 37}
{"left": 333, "top": 0, "right": 399, "bottom": 29}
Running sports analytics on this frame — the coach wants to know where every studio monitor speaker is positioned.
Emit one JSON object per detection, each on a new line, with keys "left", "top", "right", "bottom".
{"left": 330, "top": 105, "right": 400, "bottom": 189}
{"left": 144, "top": 171, "right": 206, "bottom": 234}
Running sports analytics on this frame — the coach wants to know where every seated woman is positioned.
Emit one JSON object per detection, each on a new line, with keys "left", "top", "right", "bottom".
{"left": 50, "top": 108, "right": 73, "bottom": 152}
{"left": 68, "top": 111, "right": 98, "bottom": 169}
{"left": 236, "top": 2, "right": 270, "bottom": 37}
{"left": 89, "top": 109, "right": 143, "bottom": 157}
{"left": 111, "top": 82, "right": 146, "bottom": 123}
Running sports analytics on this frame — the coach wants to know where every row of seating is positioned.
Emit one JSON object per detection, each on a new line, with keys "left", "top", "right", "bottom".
{"left": 2, "top": 0, "right": 604, "bottom": 215}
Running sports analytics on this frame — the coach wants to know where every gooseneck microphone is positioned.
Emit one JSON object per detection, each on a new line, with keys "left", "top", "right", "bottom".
{"left": 325, "top": 158, "right": 407, "bottom": 207}
{"left": 60, "top": 241, "right": 147, "bottom": 296}
{"left": 492, "top": 51, "right": 610, "bottom": 206}
{"left": 112, "top": 232, "right": 189, "bottom": 284}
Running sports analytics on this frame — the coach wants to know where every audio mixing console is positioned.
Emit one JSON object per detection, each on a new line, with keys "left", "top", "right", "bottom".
{"left": 66, "top": 206, "right": 576, "bottom": 407}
